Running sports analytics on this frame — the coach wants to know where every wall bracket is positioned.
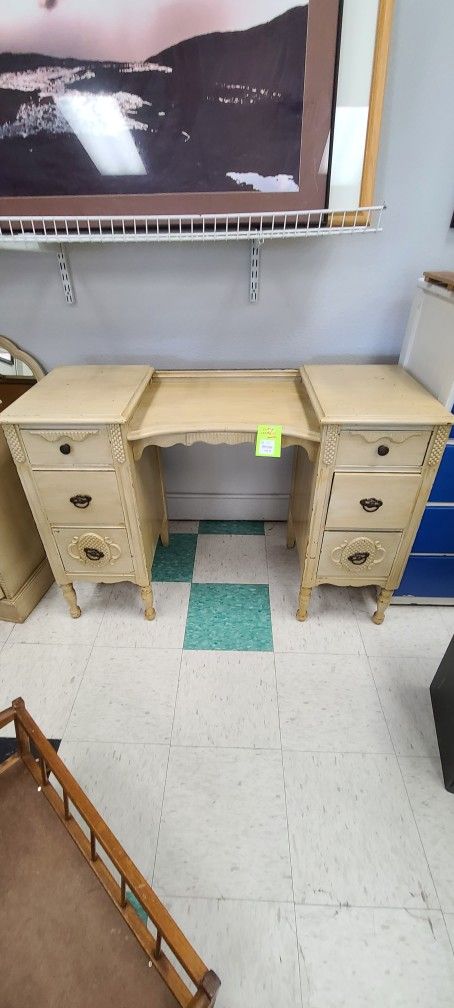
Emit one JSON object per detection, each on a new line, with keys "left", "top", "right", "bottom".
{"left": 250, "top": 238, "right": 264, "bottom": 303}
{"left": 56, "top": 244, "right": 75, "bottom": 305}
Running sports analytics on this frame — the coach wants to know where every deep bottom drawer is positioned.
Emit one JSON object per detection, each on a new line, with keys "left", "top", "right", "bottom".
{"left": 318, "top": 530, "right": 402, "bottom": 579}
{"left": 395, "top": 555, "right": 454, "bottom": 598}
{"left": 53, "top": 526, "right": 133, "bottom": 575}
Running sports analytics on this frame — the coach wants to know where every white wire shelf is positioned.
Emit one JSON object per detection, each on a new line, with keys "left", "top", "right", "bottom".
{"left": 0, "top": 204, "right": 385, "bottom": 304}
{"left": 0, "top": 204, "right": 384, "bottom": 244}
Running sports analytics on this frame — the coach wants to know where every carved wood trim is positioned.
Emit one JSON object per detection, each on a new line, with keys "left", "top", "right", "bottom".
{"left": 331, "top": 536, "right": 387, "bottom": 573}
{"left": 322, "top": 425, "right": 339, "bottom": 465}
{"left": 3, "top": 424, "right": 25, "bottom": 463}
{"left": 428, "top": 424, "right": 451, "bottom": 467}
{"left": 67, "top": 532, "right": 122, "bottom": 567}
{"left": 346, "top": 431, "right": 423, "bottom": 445}
{"left": 108, "top": 424, "right": 126, "bottom": 463}
{"left": 26, "top": 429, "right": 99, "bottom": 443}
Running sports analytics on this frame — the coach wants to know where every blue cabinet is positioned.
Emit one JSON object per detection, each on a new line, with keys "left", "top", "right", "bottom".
{"left": 395, "top": 437, "right": 454, "bottom": 601}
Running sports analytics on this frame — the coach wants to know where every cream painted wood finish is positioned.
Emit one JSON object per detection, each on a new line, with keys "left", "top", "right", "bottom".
{"left": 335, "top": 429, "right": 431, "bottom": 469}
{"left": 1, "top": 364, "right": 452, "bottom": 624}
{"left": 325, "top": 472, "right": 421, "bottom": 530}
{"left": 0, "top": 338, "right": 53, "bottom": 622}
{"left": 0, "top": 365, "right": 164, "bottom": 621}
{"left": 33, "top": 470, "right": 124, "bottom": 526}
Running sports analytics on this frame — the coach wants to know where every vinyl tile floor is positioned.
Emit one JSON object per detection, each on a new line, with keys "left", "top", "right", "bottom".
{"left": 1, "top": 520, "right": 454, "bottom": 1008}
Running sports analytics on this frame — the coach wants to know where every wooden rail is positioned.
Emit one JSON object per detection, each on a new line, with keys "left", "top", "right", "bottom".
{"left": 2, "top": 699, "right": 220, "bottom": 1008}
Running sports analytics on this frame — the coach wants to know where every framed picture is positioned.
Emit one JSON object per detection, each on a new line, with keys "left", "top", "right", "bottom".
{"left": 0, "top": 1, "right": 342, "bottom": 217}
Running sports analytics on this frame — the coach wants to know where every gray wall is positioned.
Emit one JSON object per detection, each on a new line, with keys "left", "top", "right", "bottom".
{"left": 1, "top": 0, "right": 453, "bottom": 518}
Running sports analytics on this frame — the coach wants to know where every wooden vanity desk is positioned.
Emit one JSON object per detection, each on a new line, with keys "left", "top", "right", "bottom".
{"left": 1, "top": 364, "right": 451, "bottom": 624}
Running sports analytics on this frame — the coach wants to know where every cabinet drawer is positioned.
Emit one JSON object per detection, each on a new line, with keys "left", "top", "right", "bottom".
{"left": 34, "top": 470, "right": 124, "bottom": 526}
{"left": 22, "top": 427, "right": 112, "bottom": 468}
{"left": 53, "top": 526, "right": 133, "bottom": 575}
{"left": 326, "top": 472, "right": 421, "bottom": 530}
{"left": 318, "top": 530, "right": 402, "bottom": 579}
{"left": 336, "top": 429, "right": 431, "bottom": 468}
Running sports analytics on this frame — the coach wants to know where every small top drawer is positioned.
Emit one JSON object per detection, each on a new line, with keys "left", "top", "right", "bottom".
{"left": 21, "top": 427, "right": 113, "bottom": 468}
{"left": 336, "top": 429, "right": 431, "bottom": 469}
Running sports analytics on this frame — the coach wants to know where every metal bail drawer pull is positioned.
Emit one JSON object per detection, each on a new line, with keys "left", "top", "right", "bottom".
{"left": 83, "top": 547, "right": 104, "bottom": 561}
{"left": 348, "top": 551, "right": 370, "bottom": 565}
{"left": 70, "top": 494, "right": 92, "bottom": 509}
{"left": 360, "top": 497, "right": 383, "bottom": 512}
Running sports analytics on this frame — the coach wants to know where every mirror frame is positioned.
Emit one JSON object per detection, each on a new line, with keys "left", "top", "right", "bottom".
{"left": 331, "top": 0, "right": 394, "bottom": 223}
{"left": 0, "top": 336, "right": 45, "bottom": 382}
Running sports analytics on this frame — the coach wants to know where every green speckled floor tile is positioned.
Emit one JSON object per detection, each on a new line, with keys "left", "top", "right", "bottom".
{"left": 199, "top": 520, "right": 265, "bottom": 535}
{"left": 152, "top": 533, "right": 197, "bottom": 582}
{"left": 184, "top": 583, "right": 273, "bottom": 651}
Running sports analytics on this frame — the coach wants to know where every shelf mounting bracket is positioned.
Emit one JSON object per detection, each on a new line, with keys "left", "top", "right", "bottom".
{"left": 250, "top": 237, "right": 264, "bottom": 303}
{"left": 57, "top": 244, "right": 75, "bottom": 305}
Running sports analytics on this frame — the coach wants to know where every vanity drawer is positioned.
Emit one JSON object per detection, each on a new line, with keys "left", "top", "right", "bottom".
{"left": 22, "top": 427, "right": 112, "bottom": 468}
{"left": 326, "top": 472, "right": 421, "bottom": 530}
{"left": 336, "top": 429, "right": 431, "bottom": 469}
{"left": 33, "top": 470, "right": 125, "bottom": 526}
{"left": 52, "top": 526, "right": 133, "bottom": 575}
{"left": 318, "top": 530, "right": 402, "bottom": 579}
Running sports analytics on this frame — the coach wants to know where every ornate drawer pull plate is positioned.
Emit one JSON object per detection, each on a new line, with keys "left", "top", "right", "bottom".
{"left": 69, "top": 494, "right": 92, "bottom": 509}
{"left": 359, "top": 497, "right": 383, "bottom": 512}
{"left": 68, "top": 533, "right": 121, "bottom": 567}
{"left": 332, "top": 537, "right": 386, "bottom": 573}
{"left": 348, "top": 551, "right": 370, "bottom": 565}
{"left": 84, "top": 547, "right": 104, "bottom": 561}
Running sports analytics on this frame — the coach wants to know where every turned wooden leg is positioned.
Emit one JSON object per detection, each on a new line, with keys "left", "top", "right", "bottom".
{"left": 140, "top": 584, "right": 156, "bottom": 621}
{"left": 286, "top": 512, "right": 296, "bottom": 549}
{"left": 296, "top": 585, "right": 312, "bottom": 622}
{"left": 61, "top": 583, "right": 81, "bottom": 619}
{"left": 372, "top": 588, "right": 393, "bottom": 625}
{"left": 160, "top": 518, "right": 169, "bottom": 547}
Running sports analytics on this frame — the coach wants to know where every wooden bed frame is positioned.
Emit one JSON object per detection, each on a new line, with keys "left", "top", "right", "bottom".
{"left": 0, "top": 699, "right": 220, "bottom": 1007}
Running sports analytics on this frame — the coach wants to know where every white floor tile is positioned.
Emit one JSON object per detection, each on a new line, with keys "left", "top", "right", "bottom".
{"left": 154, "top": 747, "right": 292, "bottom": 900}
{"left": 0, "top": 621, "right": 13, "bottom": 651}
{"left": 96, "top": 581, "right": 190, "bottom": 648}
{"left": 270, "top": 583, "right": 365, "bottom": 655}
{"left": 64, "top": 646, "right": 181, "bottom": 743}
{"left": 276, "top": 654, "right": 392, "bottom": 753}
{"left": 9, "top": 582, "right": 111, "bottom": 646}
{"left": 264, "top": 521, "right": 288, "bottom": 545}
{"left": 284, "top": 750, "right": 438, "bottom": 908}
{"left": 445, "top": 913, "right": 454, "bottom": 951}
{"left": 0, "top": 641, "right": 90, "bottom": 736}
{"left": 266, "top": 542, "right": 300, "bottom": 586}
{"left": 168, "top": 521, "right": 199, "bottom": 533}
{"left": 439, "top": 606, "right": 454, "bottom": 636}
{"left": 369, "top": 655, "right": 439, "bottom": 757}
{"left": 193, "top": 534, "right": 268, "bottom": 584}
{"left": 400, "top": 756, "right": 454, "bottom": 912}
{"left": 57, "top": 739, "right": 168, "bottom": 883}
{"left": 166, "top": 898, "right": 302, "bottom": 1008}
{"left": 352, "top": 590, "right": 452, "bottom": 659}
{"left": 172, "top": 651, "right": 280, "bottom": 749}
{"left": 296, "top": 906, "right": 454, "bottom": 1008}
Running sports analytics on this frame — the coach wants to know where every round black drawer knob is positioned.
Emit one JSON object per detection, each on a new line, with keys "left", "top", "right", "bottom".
{"left": 59, "top": 443, "right": 71, "bottom": 455}
{"left": 377, "top": 444, "right": 389, "bottom": 456}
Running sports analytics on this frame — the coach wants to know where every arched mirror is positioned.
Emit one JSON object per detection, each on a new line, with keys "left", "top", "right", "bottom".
{"left": 0, "top": 336, "right": 45, "bottom": 412}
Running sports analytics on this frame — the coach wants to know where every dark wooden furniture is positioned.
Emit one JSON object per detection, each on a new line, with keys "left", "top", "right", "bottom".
{"left": 431, "top": 636, "right": 454, "bottom": 792}
{"left": 0, "top": 699, "right": 220, "bottom": 1008}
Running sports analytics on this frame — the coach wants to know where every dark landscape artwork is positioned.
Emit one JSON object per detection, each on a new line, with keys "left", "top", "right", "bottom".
{"left": 0, "top": 0, "right": 342, "bottom": 216}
